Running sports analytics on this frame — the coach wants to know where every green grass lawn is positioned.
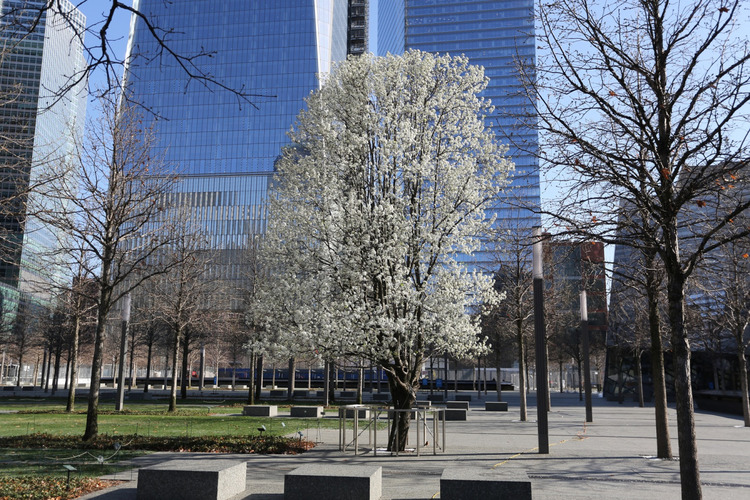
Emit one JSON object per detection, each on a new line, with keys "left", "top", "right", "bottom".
{"left": 0, "top": 397, "right": 344, "bottom": 438}
{"left": 0, "top": 397, "right": 342, "bottom": 498}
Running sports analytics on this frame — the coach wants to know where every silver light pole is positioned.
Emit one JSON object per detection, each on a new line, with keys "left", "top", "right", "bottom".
{"left": 580, "top": 289, "right": 593, "bottom": 423}
{"left": 532, "top": 227, "right": 549, "bottom": 454}
{"left": 115, "top": 294, "right": 131, "bottom": 411}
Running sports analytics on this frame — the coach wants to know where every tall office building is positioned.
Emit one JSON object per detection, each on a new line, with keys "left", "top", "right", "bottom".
{"left": 123, "top": 1, "right": 350, "bottom": 303}
{"left": 0, "top": 1, "right": 87, "bottom": 326}
{"left": 124, "top": 0, "right": 539, "bottom": 295}
{"left": 377, "top": 0, "right": 541, "bottom": 269}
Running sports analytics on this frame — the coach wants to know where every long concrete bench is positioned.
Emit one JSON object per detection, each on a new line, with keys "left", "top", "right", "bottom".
{"left": 485, "top": 401, "right": 509, "bottom": 411}
{"left": 292, "top": 390, "right": 311, "bottom": 399}
{"left": 454, "top": 394, "right": 472, "bottom": 402}
{"left": 440, "top": 468, "right": 531, "bottom": 500}
{"left": 243, "top": 405, "right": 277, "bottom": 417}
{"left": 427, "top": 394, "right": 444, "bottom": 402}
{"left": 371, "top": 393, "right": 390, "bottom": 401}
{"left": 269, "top": 389, "right": 286, "bottom": 398}
{"left": 446, "top": 400, "right": 470, "bottom": 410}
{"left": 136, "top": 459, "right": 246, "bottom": 500}
{"left": 285, "top": 464, "right": 381, "bottom": 500}
{"left": 290, "top": 405, "right": 323, "bottom": 418}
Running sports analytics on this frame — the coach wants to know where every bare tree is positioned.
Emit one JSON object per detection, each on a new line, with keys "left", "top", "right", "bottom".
{"left": 696, "top": 236, "right": 750, "bottom": 426}
{"left": 32, "top": 95, "right": 181, "bottom": 440}
{"left": 0, "top": 1, "right": 268, "bottom": 106}
{"left": 146, "top": 214, "right": 218, "bottom": 412}
{"left": 523, "top": 1, "right": 750, "bottom": 495}
{"left": 484, "top": 222, "right": 534, "bottom": 420}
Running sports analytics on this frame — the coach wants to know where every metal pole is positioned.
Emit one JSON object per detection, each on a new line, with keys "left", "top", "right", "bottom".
{"left": 581, "top": 290, "right": 593, "bottom": 423}
{"left": 115, "top": 294, "right": 131, "bottom": 412}
{"left": 532, "top": 227, "right": 549, "bottom": 454}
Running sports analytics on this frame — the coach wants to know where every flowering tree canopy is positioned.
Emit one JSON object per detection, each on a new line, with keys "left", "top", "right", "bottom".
{"left": 257, "top": 50, "right": 512, "bottom": 449}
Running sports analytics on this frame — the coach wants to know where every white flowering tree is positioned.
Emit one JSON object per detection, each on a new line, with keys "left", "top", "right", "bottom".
{"left": 260, "top": 50, "right": 512, "bottom": 450}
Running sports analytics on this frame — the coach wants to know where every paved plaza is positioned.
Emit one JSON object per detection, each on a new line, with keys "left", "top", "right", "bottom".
{"left": 80, "top": 391, "right": 750, "bottom": 499}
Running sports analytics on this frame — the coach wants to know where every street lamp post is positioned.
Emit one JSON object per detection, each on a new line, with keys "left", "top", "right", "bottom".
{"left": 115, "top": 294, "right": 131, "bottom": 412}
{"left": 532, "top": 227, "right": 549, "bottom": 454}
{"left": 580, "top": 289, "right": 593, "bottom": 423}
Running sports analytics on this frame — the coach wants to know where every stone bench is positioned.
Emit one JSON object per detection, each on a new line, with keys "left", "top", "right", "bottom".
{"left": 293, "top": 390, "right": 311, "bottom": 399}
{"left": 339, "top": 391, "right": 357, "bottom": 399}
{"left": 243, "top": 405, "right": 277, "bottom": 417}
{"left": 269, "top": 389, "right": 286, "bottom": 398}
{"left": 454, "top": 394, "right": 472, "bottom": 402}
{"left": 438, "top": 408, "right": 467, "bottom": 421}
{"left": 371, "top": 393, "right": 390, "bottom": 401}
{"left": 342, "top": 405, "right": 370, "bottom": 419}
{"left": 415, "top": 400, "right": 432, "bottom": 408}
{"left": 427, "top": 394, "right": 444, "bottom": 402}
{"left": 485, "top": 401, "right": 509, "bottom": 411}
{"left": 290, "top": 405, "right": 323, "bottom": 418}
{"left": 440, "top": 468, "right": 531, "bottom": 500}
{"left": 136, "top": 459, "right": 246, "bottom": 500}
{"left": 446, "top": 400, "right": 470, "bottom": 410}
{"left": 285, "top": 464, "right": 381, "bottom": 500}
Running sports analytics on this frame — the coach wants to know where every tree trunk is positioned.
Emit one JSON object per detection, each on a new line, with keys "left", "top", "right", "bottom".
{"left": 646, "top": 258, "right": 672, "bottom": 458}
{"left": 180, "top": 329, "right": 190, "bottom": 399}
{"left": 144, "top": 339, "right": 153, "bottom": 394}
{"left": 66, "top": 317, "right": 80, "bottom": 412}
{"left": 323, "top": 359, "right": 330, "bottom": 407}
{"left": 287, "top": 357, "right": 296, "bottom": 399}
{"left": 738, "top": 341, "right": 750, "bottom": 427}
{"left": 495, "top": 355, "right": 503, "bottom": 401}
{"left": 83, "top": 299, "right": 110, "bottom": 441}
{"left": 518, "top": 321, "right": 527, "bottom": 421}
{"left": 168, "top": 325, "right": 181, "bottom": 412}
{"left": 254, "top": 354, "right": 263, "bottom": 402}
{"left": 577, "top": 358, "right": 583, "bottom": 401}
{"left": 635, "top": 350, "right": 644, "bottom": 408}
{"left": 247, "top": 351, "right": 255, "bottom": 405}
{"left": 41, "top": 348, "right": 48, "bottom": 390}
{"left": 52, "top": 342, "right": 62, "bottom": 395}
{"left": 328, "top": 361, "right": 336, "bottom": 403}
{"left": 387, "top": 372, "right": 417, "bottom": 451}
{"left": 666, "top": 266, "right": 701, "bottom": 499}
{"left": 357, "top": 365, "right": 364, "bottom": 404}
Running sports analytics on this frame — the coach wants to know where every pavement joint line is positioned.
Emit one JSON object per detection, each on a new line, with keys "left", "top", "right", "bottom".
{"left": 492, "top": 420, "right": 587, "bottom": 470}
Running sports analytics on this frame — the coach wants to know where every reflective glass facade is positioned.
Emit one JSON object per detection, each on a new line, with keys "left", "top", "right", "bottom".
{"left": 0, "top": 1, "right": 87, "bottom": 317}
{"left": 124, "top": 1, "right": 349, "bottom": 303}
{"left": 378, "top": 0, "right": 541, "bottom": 270}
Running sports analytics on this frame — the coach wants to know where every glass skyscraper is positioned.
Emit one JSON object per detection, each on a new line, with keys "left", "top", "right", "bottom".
{"left": 124, "top": 1, "right": 350, "bottom": 299}
{"left": 0, "top": 0, "right": 87, "bottom": 325}
{"left": 377, "top": 0, "right": 541, "bottom": 269}
{"left": 124, "top": 0, "right": 539, "bottom": 290}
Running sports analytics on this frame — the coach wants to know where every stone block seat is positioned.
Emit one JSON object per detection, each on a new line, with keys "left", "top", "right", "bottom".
{"left": 439, "top": 408, "right": 467, "bottom": 421}
{"left": 440, "top": 468, "right": 531, "bottom": 500}
{"left": 485, "top": 401, "right": 509, "bottom": 411}
{"left": 242, "top": 405, "right": 278, "bottom": 417}
{"left": 285, "top": 464, "right": 382, "bottom": 500}
{"left": 446, "top": 401, "right": 470, "bottom": 410}
{"left": 290, "top": 405, "right": 323, "bottom": 418}
{"left": 136, "top": 459, "right": 246, "bottom": 500}
{"left": 454, "top": 394, "right": 472, "bottom": 402}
